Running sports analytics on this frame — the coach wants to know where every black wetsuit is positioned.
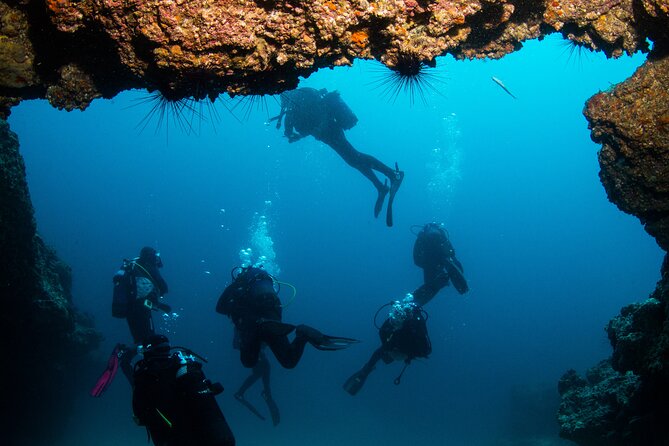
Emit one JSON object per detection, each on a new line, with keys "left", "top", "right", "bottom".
{"left": 278, "top": 87, "right": 396, "bottom": 191}
{"left": 273, "top": 88, "right": 402, "bottom": 224}
{"left": 126, "top": 260, "right": 168, "bottom": 343}
{"left": 217, "top": 268, "right": 309, "bottom": 369}
{"left": 234, "top": 348, "right": 280, "bottom": 425}
{"left": 118, "top": 258, "right": 169, "bottom": 384}
{"left": 412, "top": 223, "right": 467, "bottom": 306}
{"left": 133, "top": 350, "right": 235, "bottom": 446}
{"left": 343, "top": 305, "right": 431, "bottom": 395}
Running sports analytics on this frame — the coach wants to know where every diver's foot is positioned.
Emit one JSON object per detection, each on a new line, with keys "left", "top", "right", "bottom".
{"left": 343, "top": 369, "right": 370, "bottom": 396}
{"left": 374, "top": 181, "right": 390, "bottom": 218}
{"left": 262, "top": 391, "right": 281, "bottom": 426}
{"left": 386, "top": 167, "right": 405, "bottom": 227}
{"left": 235, "top": 392, "right": 266, "bottom": 420}
{"left": 296, "top": 325, "right": 359, "bottom": 351}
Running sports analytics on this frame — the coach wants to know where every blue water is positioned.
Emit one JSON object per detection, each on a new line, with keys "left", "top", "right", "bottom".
{"left": 9, "top": 35, "right": 664, "bottom": 445}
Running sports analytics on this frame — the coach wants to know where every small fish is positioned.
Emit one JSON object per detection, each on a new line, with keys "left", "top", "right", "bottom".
{"left": 492, "top": 76, "right": 517, "bottom": 99}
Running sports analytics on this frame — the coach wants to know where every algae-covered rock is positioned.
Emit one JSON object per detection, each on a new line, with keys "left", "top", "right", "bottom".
{"left": 0, "top": 119, "right": 101, "bottom": 445}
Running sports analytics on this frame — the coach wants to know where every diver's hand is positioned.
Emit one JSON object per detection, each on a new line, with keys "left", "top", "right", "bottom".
{"left": 156, "top": 302, "right": 172, "bottom": 314}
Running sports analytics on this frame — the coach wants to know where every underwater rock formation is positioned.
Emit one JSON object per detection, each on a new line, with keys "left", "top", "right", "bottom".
{"left": 0, "top": 1, "right": 668, "bottom": 445}
{"left": 562, "top": 54, "right": 669, "bottom": 446}
{"left": 557, "top": 257, "right": 669, "bottom": 446}
{"left": 0, "top": 0, "right": 667, "bottom": 115}
{"left": 557, "top": 360, "right": 642, "bottom": 446}
{"left": 585, "top": 55, "right": 669, "bottom": 252}
{"left": 0, "top": 119, "right": 101, "bottom": 445}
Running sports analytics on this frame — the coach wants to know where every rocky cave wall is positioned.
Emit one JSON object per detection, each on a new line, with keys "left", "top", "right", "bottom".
{"left": 0, "top": 120, "right": 101, "bottom": 445}
{"left": 556, "top": 44, "right": 669, "bottom": 446}
{"left": 1, "top": 1, "right": 669, "bottom": 445}
{"left": 0, "top": 0, "right": 667, "bottom": 114}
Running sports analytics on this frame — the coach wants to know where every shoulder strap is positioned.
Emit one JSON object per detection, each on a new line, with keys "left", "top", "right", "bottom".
{"left": 130, "top": 261, "right": 159, "bottom": 290}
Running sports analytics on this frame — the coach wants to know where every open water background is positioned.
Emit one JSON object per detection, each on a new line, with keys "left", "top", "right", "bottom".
{"left": 8, "top": 35, "right": 664, "bottom": 445}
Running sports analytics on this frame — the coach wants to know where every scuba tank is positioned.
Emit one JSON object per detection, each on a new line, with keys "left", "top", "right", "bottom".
{"left": 216, "top": 266, "right": 295, "bottom": 318}
{"left": 374, "top": 295, "right": 432, "bottom": 384}
{"left": 412, "top": 223, "right": 453, "bottom": 269}
{"left": 132, "top": 336, "right": 233, "bottom": 446}
{"left": 111, "top": 259, "right": 137, "bottom": 318}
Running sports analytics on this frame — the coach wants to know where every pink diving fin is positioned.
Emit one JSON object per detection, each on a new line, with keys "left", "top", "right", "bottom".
{"left": 90, "top": 344, "right": 122, "bottom": 397}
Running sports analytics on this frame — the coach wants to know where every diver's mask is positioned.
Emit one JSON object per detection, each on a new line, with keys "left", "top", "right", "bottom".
{"left": 155, "top": 252, "right": 163, "bottom": 268}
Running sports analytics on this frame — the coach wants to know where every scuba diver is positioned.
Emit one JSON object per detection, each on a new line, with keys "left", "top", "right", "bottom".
{"left": 110, "top": 246, "right": 171, "bottom": 386}
{"left": 132, "top": 335, "right": 236, "bottom": 446}
{"left": 216, "top": 266, "right": 358, "bottom": 369}
{"left": 270, "top": 87, "right": 404, "bottom": 227}
{"left": 233, "top": 348, "right": 280, "bottom": 426}
{"left": 412, "top": 222, "right": 469, "bottom": 306}
{"left": 343, "top": 294, "right": 431, "bottom": 396}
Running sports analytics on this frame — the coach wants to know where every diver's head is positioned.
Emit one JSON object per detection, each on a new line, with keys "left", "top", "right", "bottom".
{"left": 139, "top": 246, "right": 162, "bottom": 268}
{"left": 141, "top": 334, "right": 171, "bottom": 358}
{"left": 235, "top": 266, "right": 276, "bottom": 297}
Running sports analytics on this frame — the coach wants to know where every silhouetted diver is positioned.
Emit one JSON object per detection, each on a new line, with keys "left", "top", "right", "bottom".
{"left": 271, "top": 87, "right": 404, "bottom": 226}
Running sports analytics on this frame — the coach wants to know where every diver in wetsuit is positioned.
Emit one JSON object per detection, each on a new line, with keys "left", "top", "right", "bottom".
{"left": 132, "top": 335, "right": 235, "bottom": 446}
{"left": 412, "top": 222, "right": 469, "bottom": 306}
{"left": 343, "top": 294, "right": 431, "bottom": 396}
{"left": 270, "top": 87, "right": 404, "bottom": 227}
{"left": 112, "top": 246, "right": 171, "bottom": 385}
{"left": 216, "top": 266, "right": 358, "bottom": 369}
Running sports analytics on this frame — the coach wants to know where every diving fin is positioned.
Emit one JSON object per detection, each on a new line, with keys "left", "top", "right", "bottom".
{"left": 374, "top": 180, "right": 389, "bottom": 218}
{"left": 443, "top": 257, "right": 469, "bottom": 294}
{"left": 258, "top": 319, "right": 296, "bottom": 336}
{"left": 262, "top": 391, "right": 281, "bottom": 426}
{"left": 386, "top": 164, "right": 404, "bottom": 227}
{"left": 314, "top": 335, "right": 359, "bottom": 351}
{"left": 343, "top": 368, "right": 371, "bottom": 396}
{"left": 90, "top": 344, "right": 122, "bottom": 397}
{"left": 297, "top": 325, "right": 359, "bottom": 351}
{"left": 234, "top": 393, "right": 266, "bottom": 421}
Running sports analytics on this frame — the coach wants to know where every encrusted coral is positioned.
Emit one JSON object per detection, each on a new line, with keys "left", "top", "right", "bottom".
{"left": 1, "top": 119, "right": 102, "bottom": 445}
{"left": 1, "top": 0, "right": 666, "bottom": 112}
{"left": 46, "top": 63, "right": 101, "bottom": 111}
{"left": 585, "top": 55, "right": 669, "bottom": 251}
{"left": 558, "top": 257, "right": 669, "bottom": 446}
{"left": 557, "top": 360, "right": 643, "bottom": 446}
{"left": 0, "top": 2, "right": 39, "bottom": 90}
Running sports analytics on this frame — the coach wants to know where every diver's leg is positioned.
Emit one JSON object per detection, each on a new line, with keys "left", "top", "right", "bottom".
{"left": 323, "top": 133, "right": 387, "bottom": 188}
{"left": 263, "top": 333, "right": 308, "bottom": 369}
{"left": 257, "top": 351, "right": 270, "bottom": 390}
{"left": 425, "top": 265, "right": 451, "bottom": 294}
{"left": 414, "top": 267, "right": 450, "bottom": 306}
{"left": 412, "top": 283, "right": 438, "bottom": 307}
{"left": 235, "top": 362, "right": 263, "bottom": 397}
{"left": 233, "top": 348, "right": 267, "bottom": 421}
{"left": 239, "top": 330, "right": 263, "bottom": 368}
{"left": 127, "top": 301, "right": 154, "bottom": 345}
{"left": 258, "top": 351, "right": 280, "bottom": 426}
{"left": 327, "top": 132, "right": 400, "bottom": 184}
{"left": 360, "top": 347, "right": 384, "bottom": 375}
{"left": 343, "top": 347, "right": 384, "bottom": 396}
{"left": 118, "top": 345, "right": 137, "bottom": 386}
{"left": 320, "top": 131, "right": 393, "bottom": 217}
